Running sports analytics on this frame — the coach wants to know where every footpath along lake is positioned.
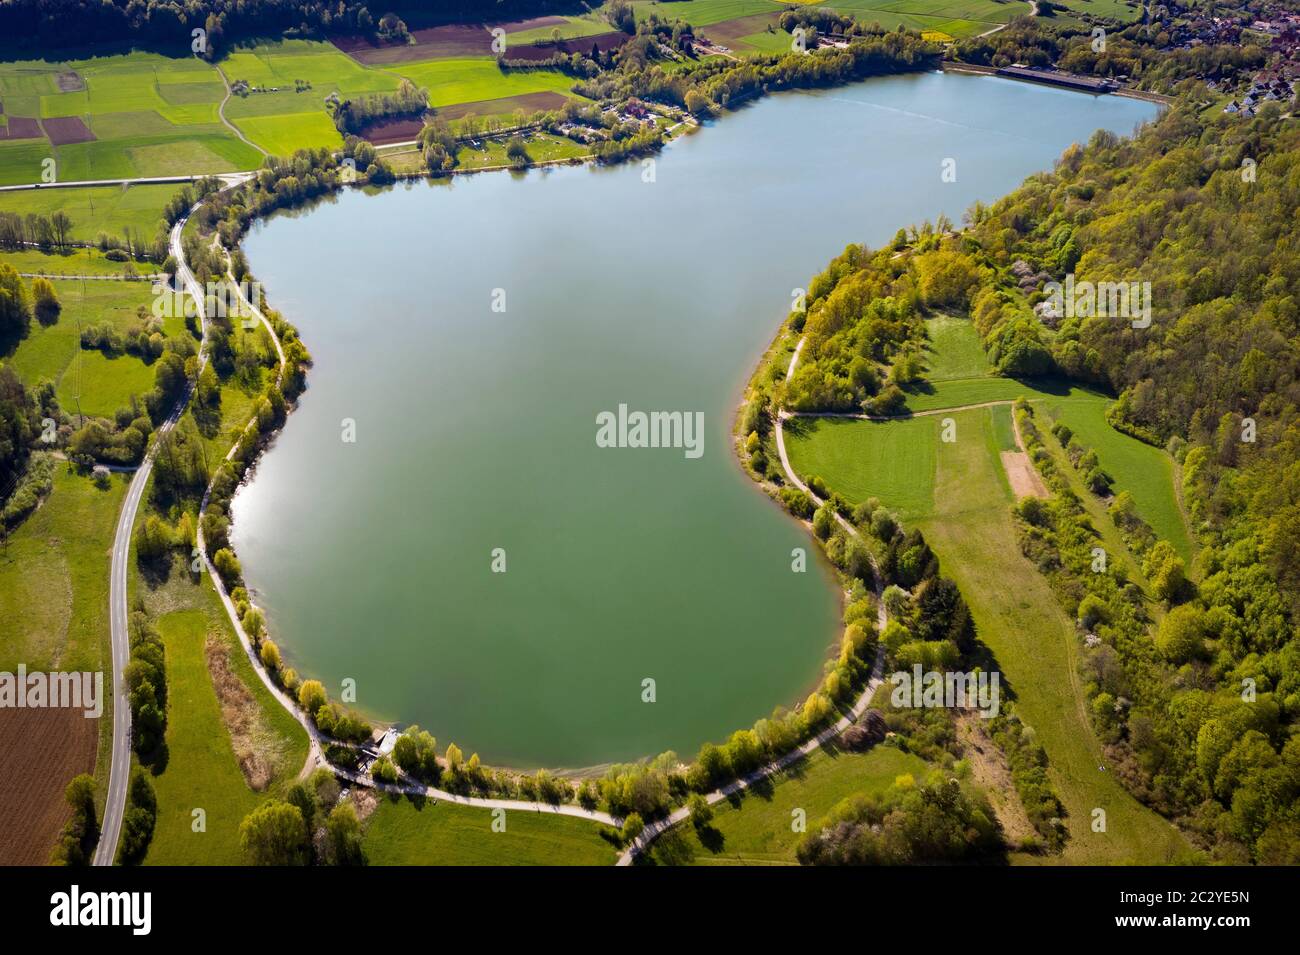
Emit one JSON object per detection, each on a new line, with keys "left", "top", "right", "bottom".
{"left": 232, "top": 70, "right": 1157, "bottom": 768}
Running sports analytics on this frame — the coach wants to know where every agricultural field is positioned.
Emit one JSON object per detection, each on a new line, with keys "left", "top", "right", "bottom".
{"left": 824, "top": 0, "right": 1139, "bottom": 37}
{"left": 219, "top": 39, "right": 406, "bottom": 154}
{"left": 822, "top": 0, "right": 1022, "bottom": 39}
{"left": 0, "top": 467, "right": 124, "bottom": 863}
{"left": 646, "top": 745, "right": 931, "bottom": 865}
{"left": 362, "top": 795, "right": 619, "bottom": 865}
{"left": 0, "top": 183, "right": 179, "bottom": 244}
{"left": 0, "top": 51, "right": 263, "bottom": 185}
{"left": 786, "top": 405, "right": 1190, "bottom": 863}
{"left": 0, "top": 40, "right": 588, "bottom": 178}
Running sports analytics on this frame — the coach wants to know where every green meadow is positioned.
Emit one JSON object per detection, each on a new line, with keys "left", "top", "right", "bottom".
{"left": 784, "top": 414, "right": 937, "bottom": 521}
{"left": 363, "top": 796, "right": 618, "bottom": 865}
{"left": 632, "top": 0, "right": 784, "bottom": 26}
{"left": 454, "top": 131, "right": 589, "bottom": 170}
{"left": 142, "top": 595, "right": 310, "bottom": 866}
{"left": 221, "top": 39, "right": 402, "bottom": 94}
{"left": 0, "top": 246, "right": 156, "bottom": 277}
{"left": 398, "top": 57, "right": 576, "bottom": 109}
{"left": 647, "top": 745, "right": 931, "bottom": 865}
{"left": 736, "top": 28, "right": 800, "bottom": 53}
{"left": 0, "top": 183, "right": 179, "bottom": 242}
{"left": 0, "top": 464, "right": 124, "bottom": 803}
{"left": 510, "top": 14, "right": 616, "bottom": 43}
{"left": 923, "top": 313, "right": 993, "bottom": 381}
{"left": 902, "top": 374, "right": 1098, "bottom": 413}
{"left": 822, "top": 0, "right": 1137, "bottom": 38}
{"left": 2, "top": 276, "right": 160, "bottom": 419}
{"left": 1036, "top": 396, "right": 1192, "bottom": 561}
{"left": 0, "top": 465, "right": 123, "bottom": 674}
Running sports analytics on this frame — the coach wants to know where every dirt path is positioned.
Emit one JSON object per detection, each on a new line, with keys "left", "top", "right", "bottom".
{"left": 216, "top": 65, "right": 268, "bottom": 157}
{"left": 1003, "top": 407, "right": 1049, "bottom": 499}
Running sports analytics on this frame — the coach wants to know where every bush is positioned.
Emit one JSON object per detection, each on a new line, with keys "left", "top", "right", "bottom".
{"left": 779, "top": 486, "right": 813, "bottom": 519}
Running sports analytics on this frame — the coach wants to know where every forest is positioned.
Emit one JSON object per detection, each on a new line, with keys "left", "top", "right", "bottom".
{"left": 0, "top": 0, "right": 585, "bottom": 54}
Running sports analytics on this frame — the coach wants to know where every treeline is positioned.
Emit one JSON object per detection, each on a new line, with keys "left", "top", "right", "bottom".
{"left": 0, "top": 210, "right": 74, "bottom": 251}
{"left": 0, "top": 363, "right": 42, "bottom": 516}
{"left": 50, "top": 775, "right": 98, "bottom": 865}
{"left": 331, "top": 79, "right": 427, "bottom": 135}
{"left": 0, "top": 0, "right": 586, "bottom": 57}
{"left": 126, "top": 602, "right": 168, "bottom": 762}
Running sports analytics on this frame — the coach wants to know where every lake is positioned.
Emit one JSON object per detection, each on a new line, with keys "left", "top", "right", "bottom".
{"left": 233, "top": 70, "right": 1157, "bottom": 769}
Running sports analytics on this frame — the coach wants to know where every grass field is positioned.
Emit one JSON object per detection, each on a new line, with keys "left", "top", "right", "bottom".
{"left": 1036, "top": 396, "right": 1192, "bottom": 562}
{"left": 143, "top": 595, "right": 309, "bottom": 865}
{"left": 510, "top": 14, "right": 617, "bottom": 44}
{"left": 786, "top": 406, "right": 1191, "bottom": 863}
{"left": 823, "top": 0, "right": 1015, "bottom": 38}
{"left": 0, "top": 40, "right": 586, "bottom": 181}
{"left": 0, "top": 246, "right": 156, "bottom": 277}
{"left": 648, "top": 744, "right": 931, "bottom": 865}
{"left": 990, "top": 401, "right": 1016, "bottom": 451}
{"left": 0, "top": 184, "right": 178, "bottom": 243}
{"left": 823, "top": 0, "right": 1137, "bottom": 39}
{"left": 903, "top": 374, "right": 1097, "bottom": 413}
{"left": 219, "top": 39, "right": 407, "bottom": 154}
{"left": 735, "top": 28, "right": 798, "bottom": 53}
{"left": 221, "top": 39, "right": 402, "bottom": 95}
{"left": 363, "top": 795, "right": 618, "bottom": 865}
{"left": 632, "top": 0, "right": 785, "bottom": 26}
{"left": 398, "top": 57, "right": 576, "bottom": 108}
{"left": 1, "top": 276, "right": 159, "bottom": 419}
{"left": 785, "top": 414, "right": 937, "bottom": 520}
{"left": 455, "top": 131, "right": 590, "bottom": 170}
{"left": 923, "top": 314, "right": 993, "bottom": 381}
{"left": 0, "top": 466, "right": 123, "bottom": 673}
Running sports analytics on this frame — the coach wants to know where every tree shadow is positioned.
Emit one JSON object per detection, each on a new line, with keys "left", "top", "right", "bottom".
{"left": 696, "top": 824, "right": 725, "bottom": 853}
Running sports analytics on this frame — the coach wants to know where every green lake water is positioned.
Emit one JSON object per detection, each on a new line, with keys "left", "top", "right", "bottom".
{"left": 233, "top": 71, "right": 1157, "bottom": 768}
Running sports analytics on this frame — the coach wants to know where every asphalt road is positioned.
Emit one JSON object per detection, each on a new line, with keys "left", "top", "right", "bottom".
{"left": 93, "top": 210, "right": 210, "bottom": 866}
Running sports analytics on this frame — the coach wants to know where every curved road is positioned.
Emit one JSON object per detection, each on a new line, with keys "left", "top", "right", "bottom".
{"left": 95, "top": 208, "right": 212, "bottom": 866}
